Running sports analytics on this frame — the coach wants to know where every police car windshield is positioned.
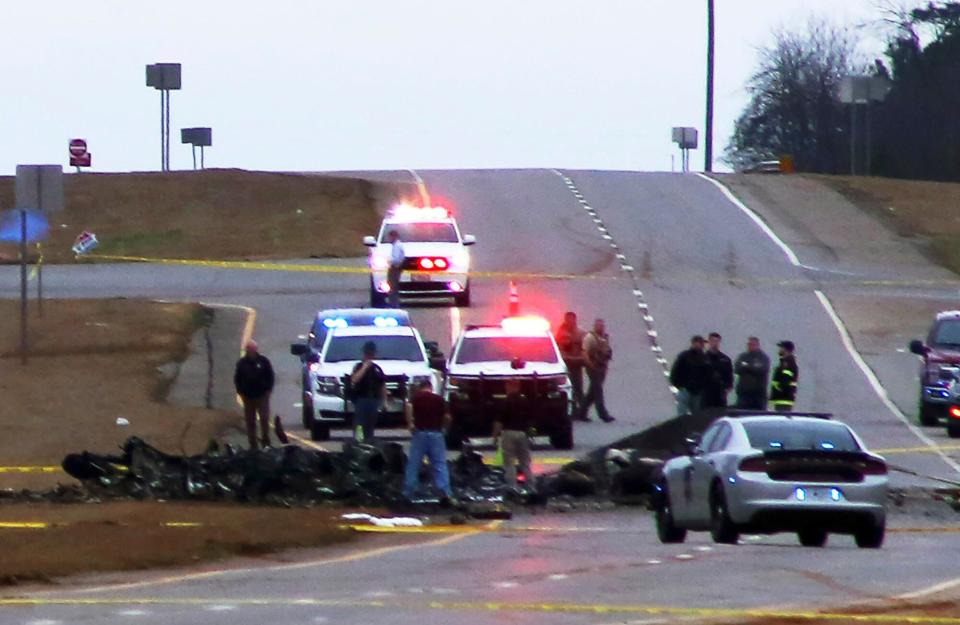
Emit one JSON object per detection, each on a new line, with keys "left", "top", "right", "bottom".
{"left": 455, "top": 336, "right": 558, "bottom": 364}
{"left": 743, "top": 421, "right": 860, "bottom": 452}
{"left": 325, "top": 336, "right": 424, "bottom": 362}
{"left": 381, "top": 223, "right": 458, "bottom": 243}
{"left": 933, "top": 319, "right": 960, "bottom": 346}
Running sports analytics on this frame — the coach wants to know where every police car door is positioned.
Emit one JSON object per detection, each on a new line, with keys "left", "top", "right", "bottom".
{"left": 687, "top": 422, "right": 732, "bottom": 524}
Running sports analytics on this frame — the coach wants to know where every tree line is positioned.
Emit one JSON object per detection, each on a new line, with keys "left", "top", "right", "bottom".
{"left": 725, "top": 1, "right": 960, "bottom": 181}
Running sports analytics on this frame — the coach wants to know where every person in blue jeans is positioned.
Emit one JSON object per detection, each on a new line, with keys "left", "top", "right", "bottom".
{"left": 403, "top": 380, "right": 453, "bottom": 501}
{"left": 350, "top": 341, "right": 386, "bottom": 441}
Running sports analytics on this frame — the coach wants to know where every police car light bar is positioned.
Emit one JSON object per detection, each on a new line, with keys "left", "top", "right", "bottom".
{"left": 390, "top": 203, "right": 450, "bottom": 221}
{"left": 501, "top": 316, "right": 550, "bottom": 334}
{"left": 373, "top": 316, "right": 399, "bottom": 327}
{"left": 323, "top": 318, "right": 349, "bottom": 329}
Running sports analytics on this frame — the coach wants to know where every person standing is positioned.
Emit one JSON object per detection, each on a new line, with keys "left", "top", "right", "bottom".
{"left": 350, "top": 341, "right": 387, "bottom": 441}
{"left": 403, "top": 380, "right": 453, "bottom": 501}
{"left": 386, "top": 229, "right": 405, "bottom": 308}
{"left": 734, "top": 336, "right": 771, "bottom": 410}
{"left": 493, "top": 379, "right": 534, "bottom": 491}
{"left": 770, "top": 340, "right": 799, "bottom": 412}
{"left": 702, "top": 332, "right": 734, "bottom": 409}
{"left": 555, "top": 311, "right": 586, "bottom": 416}
{"left": 669, "top": 335, "right": 711, "bottom": 415}
{"left": 578, "top": 318, "right": 615, "bottom": 423}
{"left": 233, "top": 339, "right": 275, "bottom": 450}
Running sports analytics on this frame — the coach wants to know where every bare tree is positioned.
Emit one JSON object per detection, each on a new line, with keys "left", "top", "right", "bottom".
{"left": 725, "top": 18, "right": 865, "bottom": 173}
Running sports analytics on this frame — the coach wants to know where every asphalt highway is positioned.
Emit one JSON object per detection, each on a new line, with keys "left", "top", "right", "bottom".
{"left": 2, "top": 169, "right": 960, "bottom": 624}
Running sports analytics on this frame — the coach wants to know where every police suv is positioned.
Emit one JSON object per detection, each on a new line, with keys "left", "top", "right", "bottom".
{"left": 290, "top": 309, "right": 443, "bottom": 441}
{"left": 363, "top": 204, "right": 476, "bottom": 307}
{"left": 442, "top": 316, "right": 574, "bottom": 450}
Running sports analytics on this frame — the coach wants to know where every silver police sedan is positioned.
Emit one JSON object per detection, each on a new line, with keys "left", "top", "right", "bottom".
{"left": 654, "top": 414, "right": 888, "bottom": 548}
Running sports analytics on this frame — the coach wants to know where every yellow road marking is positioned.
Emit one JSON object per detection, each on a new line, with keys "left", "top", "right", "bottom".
{"left": 876, "top": 444, "right": 960, "bottom": 455}
{"left": 0, "top": 466, "right": 61, "bottom": 473}
{"left": 0, "top": 522, "right": 49, "bottom": 529}
{"left": 161, "top": 522, "right": 203, "bottom": 528}
{"left": 2, "top": 596, "right": 958, "bottom": 622}
{"left": 890, "top": 527, "right": 960, "bottom": 534}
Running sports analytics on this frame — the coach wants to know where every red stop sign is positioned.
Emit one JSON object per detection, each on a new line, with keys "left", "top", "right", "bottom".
{"left": 69, "top": 139, "right": 87, "bottom": 157}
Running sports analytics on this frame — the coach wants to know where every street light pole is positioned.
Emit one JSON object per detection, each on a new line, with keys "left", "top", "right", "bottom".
{"left": 704, "top": 0, "right": 715, "bottom": 172}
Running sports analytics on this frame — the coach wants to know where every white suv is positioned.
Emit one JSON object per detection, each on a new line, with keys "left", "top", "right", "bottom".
{"left": 302, "top": 325, "right": 441, "bottom": 441}
{"left": 363, "top": 205, "right": 476, "bottom": 307}
{"left": 442, "top": 316, "right": 574, "bottom": 450}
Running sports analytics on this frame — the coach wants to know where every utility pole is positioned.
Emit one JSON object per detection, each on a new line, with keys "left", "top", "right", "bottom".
{"left": 704, "top": 0, "right": 715, "bottom": 172}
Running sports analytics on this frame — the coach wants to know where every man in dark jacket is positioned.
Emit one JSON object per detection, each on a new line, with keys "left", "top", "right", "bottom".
{"left": 493, "top": 379, "right": 534, "bottom": 491}
{"left": 702, "top": 332, "right": 734, "bottom": 408}
{"left": 555, "top": 311, "right": 586, "bottom": 415}
{"left": 734, "top": 336, "right": 771, "bottom": 410}
{"left": 770, "top": 340, "right": 799, "bottom": 412}
{"left": 350, "top": 341, "right": 387, "bottom": 441}
{"left": 234, "top": 339, "right": 275, "bottom": 450}
{"left": 670, "top": 335, "right": 711, "bottom": 415}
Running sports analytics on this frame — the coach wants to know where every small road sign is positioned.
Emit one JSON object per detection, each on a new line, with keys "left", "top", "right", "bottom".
{"left": 69, "top": 139, "right": 87, "bottom": 157}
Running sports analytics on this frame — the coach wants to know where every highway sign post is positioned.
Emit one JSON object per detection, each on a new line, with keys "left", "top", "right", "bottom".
{"left": 180, "top": 127, "right": 212, "bottom": 170}
{"left": 146, "top": 63, "right": 182, "bottom": 171}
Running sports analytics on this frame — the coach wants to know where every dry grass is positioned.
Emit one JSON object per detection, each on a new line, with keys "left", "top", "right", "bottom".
{"left": 0, "top": 502, "right": 356, "bottom": 584}
{"left": 810, "top": 174, "right": 960, "bottom": 275}
{"left": 0, "top": 169, "right": 385, "bottom": 263}
{"left": 0, "top": 299, "right": 237, "bottom": 483}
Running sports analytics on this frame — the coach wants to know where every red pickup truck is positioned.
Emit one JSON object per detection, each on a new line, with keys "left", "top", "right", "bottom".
{"left": 909, "top": 310, "right": 960, "bottom": 437}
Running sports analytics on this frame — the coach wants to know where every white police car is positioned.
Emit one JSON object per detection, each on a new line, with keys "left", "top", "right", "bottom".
{"left": 442, "top": 316, "right": 574, "bottom": 450}
{"left": 290, "top": 308, "right": 413, "bottom": 428}
{"left": 363, "top": 204, "right": 476, "bottom": 307}
{"left": 292, "top": 318, "right": 443, "bottom": 441}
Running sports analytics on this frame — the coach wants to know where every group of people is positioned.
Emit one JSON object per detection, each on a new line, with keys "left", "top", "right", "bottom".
{"left": 555, "top": 312, "right": 616, "bottom": 423}
{"left": 669, "top": 333, "right": 799, "bottom": 415}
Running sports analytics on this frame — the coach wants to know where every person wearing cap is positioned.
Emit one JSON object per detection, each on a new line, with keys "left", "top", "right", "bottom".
{"left": 555, "top": 311, "right": 586, "bottom": 414}
{"left": 233, "top": 339, "right": 275, "bottom": 450}
{"left": 350, "top": 341, "right": 387, "bottom": 441}
{"left": 734, "top": 336, "right": 771, "bottom": 410}
{"left": 670, "top": 335, "right": 712, "bottom": 415}
{"left": 403, "top": 380, "right": 453, "bottom": 501}
{"left": 770, "top": 340, "right": 799, "bottom": 412}
{"left": 387, "top": 229, "right": 405, "bottom": 308}
{"left": 702, "top": 332, "right": 734, "bottom": 408}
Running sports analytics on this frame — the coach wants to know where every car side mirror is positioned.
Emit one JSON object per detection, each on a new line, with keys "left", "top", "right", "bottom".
{"left": 462, "top": 234, "right": 476, "bottom": 246}
{"left": 909, "top": 339, "right": 928, "bottom": 356}
{"left": 684, "top": 435, "right": 702, "bottom": 456}
{"left": 290, "top": 343, "right": 307, "bottom": 357}
{"left": 363, "top": 236, "right": 377, "bottom": 247}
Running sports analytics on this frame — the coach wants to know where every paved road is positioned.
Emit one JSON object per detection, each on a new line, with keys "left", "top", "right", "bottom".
{"left": 3, "top": 169, "right": 960, "bottom": 624}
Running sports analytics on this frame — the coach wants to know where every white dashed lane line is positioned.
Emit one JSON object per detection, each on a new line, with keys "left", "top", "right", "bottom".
{"left": 559, "top": 171, "right": 678, "bottom": 397}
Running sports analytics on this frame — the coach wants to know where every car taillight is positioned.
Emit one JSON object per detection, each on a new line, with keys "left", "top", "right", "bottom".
{"left": 417, "top": 257, "right": 449, "bottom": 271}
{"left": 738, "top": 457, "right": 768, "bottom": 472}
{"left": 860, "top": 459, "right": 888, "bottom": 475}
{"left": 949, "top": 406, "right": 960, "bottom": 420}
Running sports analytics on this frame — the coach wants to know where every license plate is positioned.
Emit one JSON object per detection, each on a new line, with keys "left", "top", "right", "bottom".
{"left": 385, "top": 398, "right": 404, "bottom": 411}
{"left": 410, "top": 273, "right": 432, "bottom": 282}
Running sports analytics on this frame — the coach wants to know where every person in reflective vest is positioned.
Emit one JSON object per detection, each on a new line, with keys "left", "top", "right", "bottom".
{"left": 770, "top": 340, "right": 798, "bottom": 412}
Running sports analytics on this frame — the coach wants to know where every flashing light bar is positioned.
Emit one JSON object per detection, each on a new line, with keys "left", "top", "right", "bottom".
{"left": 390, "top": 203, "right": 450, "bottom": 221}
{"left": 373, "top": 316, "right": 399, "bottom": 327}
{"left": 501, "top": 316, "right": 550, "bottom": 335}
{"left": 322, "top": 317, "right": 349, "bottom": 329}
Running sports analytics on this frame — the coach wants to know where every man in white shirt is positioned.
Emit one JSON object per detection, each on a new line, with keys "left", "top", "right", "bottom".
{"left": 387, "top": 229, "right": 405, "bottom": 308}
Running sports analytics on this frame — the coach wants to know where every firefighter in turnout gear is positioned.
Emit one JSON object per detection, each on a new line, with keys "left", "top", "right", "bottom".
{"left": 770, "top": 340, "right": 798, "bottom": 412}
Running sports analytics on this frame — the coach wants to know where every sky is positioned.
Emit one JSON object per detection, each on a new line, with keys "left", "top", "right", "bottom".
{"left": 2, "top": 1, "right": 903, "bottom": 176}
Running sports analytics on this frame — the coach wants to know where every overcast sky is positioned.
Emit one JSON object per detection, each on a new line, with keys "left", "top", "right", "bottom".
{"left": 2, "top": 1, "right": 902, "bottom": 175}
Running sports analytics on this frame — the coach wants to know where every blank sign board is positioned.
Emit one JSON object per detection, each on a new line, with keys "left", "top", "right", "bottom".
{"left": 15, "top": 165, "right": 64, "bottom": 213}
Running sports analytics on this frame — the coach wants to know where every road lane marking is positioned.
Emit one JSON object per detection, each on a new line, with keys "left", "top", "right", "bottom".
{"left": 816, "top": 290, "right": 960, "bottom": 474}
{"left": 8, "top": 596, "right": 960, "bottom": 623}
{"left": 876, "top": 444, "right": 960, "bottom": 455}
{"left": 62, "top": 531, "right": 473, "bottom": 595}
{"left": 0, "top": 522, "right": 49, "bottom": 529}
{"left": 700, "top": 176, "right": 960, "bottom": 475}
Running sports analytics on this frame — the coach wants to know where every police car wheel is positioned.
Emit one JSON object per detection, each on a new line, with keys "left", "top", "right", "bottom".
{"left": 454, "top": 285, "right": 470, "bottom": 307}
{"left": 948, "top": 425, "right": 960, "bottom": 439}
{"left": 549, "top": 422, "right": 574, "bottom": 450}
{"left": 310, "top": 420, "right": 330, "bottom": 441}
{"left": 301, "top": 398, "right": 314, "bottom": 430}
{"left": 918, "top": 394, "right": 940, "bottom": 426}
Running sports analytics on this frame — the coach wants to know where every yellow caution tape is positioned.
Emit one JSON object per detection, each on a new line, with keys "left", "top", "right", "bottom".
{"left": 0, "top": 522, "right": 49, "bottom": 529}
{"left": 0, "top": 466, "right": 62, "bottom": 474}
{"left": 82, "top": 253, "right": 611, "bottom": 281}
